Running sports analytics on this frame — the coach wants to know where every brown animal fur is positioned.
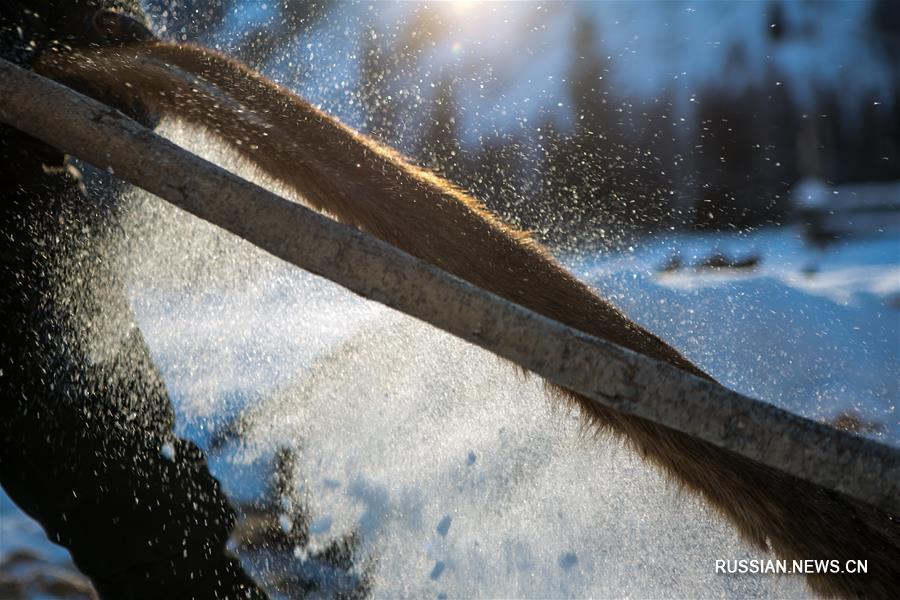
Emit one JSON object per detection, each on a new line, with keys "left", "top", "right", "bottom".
{"left": 35, "top": 42, "right": 900, "bottom": 598}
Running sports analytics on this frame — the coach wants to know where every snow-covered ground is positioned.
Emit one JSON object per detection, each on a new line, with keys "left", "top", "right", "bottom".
{"left": 573, "top": 228, "right": 899, "bottom": 442}
{"left": 3, "top": 197, "right": 896, "bottom": 596}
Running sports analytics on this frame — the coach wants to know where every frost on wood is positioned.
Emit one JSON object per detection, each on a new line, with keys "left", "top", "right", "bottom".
{"left": 0, "top": 57, "right": 897, "bottom": 514}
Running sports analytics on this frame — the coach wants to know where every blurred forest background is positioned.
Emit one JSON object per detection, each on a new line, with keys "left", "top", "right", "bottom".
{"left": 143, "top": 0, "right": 900, "bottom": 248}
